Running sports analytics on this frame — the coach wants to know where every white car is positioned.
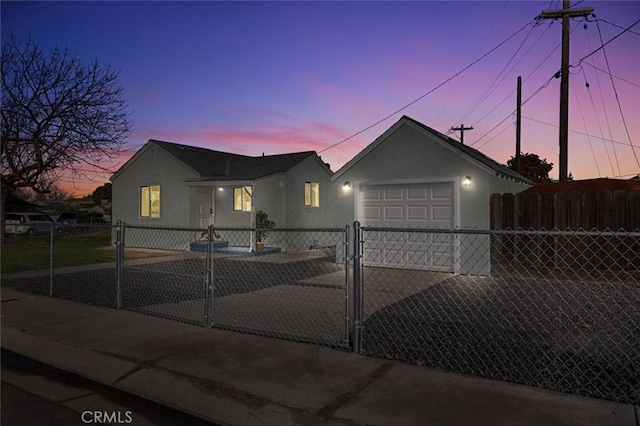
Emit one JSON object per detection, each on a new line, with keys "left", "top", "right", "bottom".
{"left": 5, "top": 212, "right": 57, "bottom": 235}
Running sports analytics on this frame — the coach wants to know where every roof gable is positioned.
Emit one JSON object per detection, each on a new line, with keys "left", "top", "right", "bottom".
{"left": 333, "top": 115, "right": 531, "bottom": 184}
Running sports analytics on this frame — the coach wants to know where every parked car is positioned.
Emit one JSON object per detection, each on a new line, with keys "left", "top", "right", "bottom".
{"left": 5, "top": 212, "right": 58, "bottom": 235}
{"left": 56, "top": 212, "right": 79, "bottom": 224}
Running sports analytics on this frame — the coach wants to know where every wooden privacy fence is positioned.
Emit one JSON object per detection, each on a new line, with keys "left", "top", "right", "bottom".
{"left": 489, "top": 190, "right": 640, "bottom": 279}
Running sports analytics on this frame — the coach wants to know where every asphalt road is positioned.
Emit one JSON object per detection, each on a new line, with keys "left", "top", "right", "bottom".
{"left": 1, "top": 350, "right": 217, "bottom": 426}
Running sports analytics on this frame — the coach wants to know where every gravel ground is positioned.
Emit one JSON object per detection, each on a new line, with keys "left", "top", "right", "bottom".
{"left": 360, "top": 274, "right": 640, "bottom": 404}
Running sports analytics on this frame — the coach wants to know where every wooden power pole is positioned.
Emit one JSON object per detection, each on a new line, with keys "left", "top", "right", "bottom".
{"left": 516, "top": 76, "right": 522, "bottom": 174}
{"left": 451, "top": 124, "right": 473, "bottom": 145}
{"left": 537, "top": 0, "right": 594, "bottom": 182}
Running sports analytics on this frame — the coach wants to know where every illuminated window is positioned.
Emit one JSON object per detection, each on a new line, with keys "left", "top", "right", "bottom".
{"left": 304, "top": 182, "right": 319, "bottom": 207}
{"left": 140, "top": 185, "right": 160, "bottom": 218}
{"left": 233, "top": 186, "right": 252, "bottom": 211}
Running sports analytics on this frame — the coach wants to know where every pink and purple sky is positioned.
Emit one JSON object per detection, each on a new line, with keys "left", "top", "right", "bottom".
{"left": 2, "top": 1, "right": 639, "bottom": 196}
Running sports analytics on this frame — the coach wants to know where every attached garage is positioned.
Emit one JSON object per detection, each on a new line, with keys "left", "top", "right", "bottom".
{"left": 359, "top": 182, "right": 455, "bottom": 271}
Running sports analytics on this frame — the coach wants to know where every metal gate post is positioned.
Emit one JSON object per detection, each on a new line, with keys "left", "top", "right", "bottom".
{"left": 49, "top": 223, "right": 54, "bottom": 297}
{"left": 343, "top": 225, "right": 350, "bottom": 348}
{"left": 204, "top": 225, "right": 215, "bottom": 327}
{"left": 115, "top": 221, "right": 124, "bottom": 309}
{"left": 353, "top": 221, "right": 363, "bottom": 354}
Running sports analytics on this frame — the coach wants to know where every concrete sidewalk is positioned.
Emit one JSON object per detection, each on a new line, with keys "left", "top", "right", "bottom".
{"left": 1, "top": 287, "right": 637, "bottom": 426}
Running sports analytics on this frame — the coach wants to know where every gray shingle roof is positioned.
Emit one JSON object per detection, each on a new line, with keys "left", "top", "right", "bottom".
{"left": 151, "top": 140, "right": 317, "bottom": 181}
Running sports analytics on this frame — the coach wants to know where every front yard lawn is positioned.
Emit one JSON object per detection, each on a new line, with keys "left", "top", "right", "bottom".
{"left": 2, "top": 228, "right": 165, "bottom": 274}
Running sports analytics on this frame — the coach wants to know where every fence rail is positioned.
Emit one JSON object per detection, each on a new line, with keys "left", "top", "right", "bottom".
{"left": 2, "top": 222, "right": 638, "bottom": 404}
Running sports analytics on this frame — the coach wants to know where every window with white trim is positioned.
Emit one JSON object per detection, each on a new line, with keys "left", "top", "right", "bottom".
{"left": 140, "top": 185, "right": 160, "bottom": 218}
{"left": 304, "top": 182, "right": 319, "bottom": 207}
{"left": 233, "top": 186, "right": 252, "bottom": 211}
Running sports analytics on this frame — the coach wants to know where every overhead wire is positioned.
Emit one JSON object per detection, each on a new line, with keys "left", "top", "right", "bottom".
{"left": 452, "top": 20, "right": 540, "bottom": 129}
{"left": 435, "top": 0, "right": 509, "bottom": 129}
{"left": 583, "top": 62, "right": 640, "bottom": 88}
{"left": 471, "top": 16, "right": 640, "bottom": 157}
{"left": 572, "top": 73, "right": 601, "bottom": 176}
{"left": 595, "top": 18, "right": 640, "bottom": 168}
{"left": 468, "top": 21, "right": 560, "bottom": 130}
{"left": 318, "top": 21, "right": 537, "bottom": 154}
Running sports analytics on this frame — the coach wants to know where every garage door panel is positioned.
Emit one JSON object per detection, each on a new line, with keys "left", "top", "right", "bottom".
{"left": 408, "top": 205, "right": 428, "bottom": 221}
{"left": 360, "top": 183, "right": 454, "bottom": 272}
{"left": 433, "top": 186, "right": 453, "bottom": 199}
{"left": 363, "top": 188, "right": 383, "bottom": 200}
{"left": 384, "top": 206, "right": 404, "bottom": 221}
{"left": 408, "top": 187, "right": 429, "bottom": 199}
{"left": 432, "top": 205, "right": 452, "bottom": 222}
{"left": 384, "top": 188, "right": 403, "bottom": 200}
{"left": 363, "top": 206, "right": 382, "bottom": 221}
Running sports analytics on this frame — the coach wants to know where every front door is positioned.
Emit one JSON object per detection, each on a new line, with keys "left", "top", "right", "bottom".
{"left": 195, "top": 187, "right": 214, "bottom": 228}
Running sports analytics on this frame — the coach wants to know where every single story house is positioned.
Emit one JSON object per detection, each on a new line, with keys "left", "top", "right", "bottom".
{"left": 331, "top": 115, "right": 532, "bottom": 273}
{"left": 110, "top": 140, "right": 334, "bottom": 250}
{"left": 112, "top": 116, "right": 531, "bottom": 272}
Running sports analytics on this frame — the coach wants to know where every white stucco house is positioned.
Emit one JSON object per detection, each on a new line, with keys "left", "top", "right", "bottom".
{"left": 111, "top": 116, "right": 530, "bottom": 271}
{"left": 110, "top": 140, "right": 335, "bottom": 250}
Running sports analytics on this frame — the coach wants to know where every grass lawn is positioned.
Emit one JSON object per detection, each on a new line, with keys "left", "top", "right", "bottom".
{"left": 2, "top": 228, "right": 167, "bottom": 274}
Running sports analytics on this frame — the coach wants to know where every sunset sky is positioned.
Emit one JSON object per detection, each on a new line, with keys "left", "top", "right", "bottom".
{"left": 2, "top": 1, "right": 639, "bottom": 196}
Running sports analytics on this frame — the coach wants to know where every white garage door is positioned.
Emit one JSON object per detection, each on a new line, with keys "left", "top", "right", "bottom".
{"left": 359, "top": 182, "right": 454, "bottom": 271}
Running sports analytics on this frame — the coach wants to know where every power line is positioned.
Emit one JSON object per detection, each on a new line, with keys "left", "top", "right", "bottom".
{"left": 318, "top": 21, "right": 537, "bottom": 154}
{"left": 572, "top": 17, "right": 640, "bottom": 68}
{"left": 572, "top": 82, "right": 601, "bottom": 176}
{"left": 595, "top": 18, "right": 640, "bottom": 168}
{"left": 433, "top": 0, "right": 509, "bottom": 128}
{"left": 596, "top": 17, "right": 640, "bottom": 37}
{"left": 453, "top": 20, "right": 539, "bottom": 127}
{"left": 582, "top": 62, "right": 640, "bottom": 88}
{"left": 522, "top": 115, "right": 640, "bottom": 149}
{"left": 469, "top": 24, "right": 561, "bottom": 129}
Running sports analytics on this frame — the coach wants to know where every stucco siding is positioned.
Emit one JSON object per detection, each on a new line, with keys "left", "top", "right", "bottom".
{"left": 283, "top": 156, "right": 337, "bottom": 228}
{"left": 333, "top": 123, "right": 529, "bottom": 229}
{"left": 112, "top": 145, "right": 199, "bottom": 227}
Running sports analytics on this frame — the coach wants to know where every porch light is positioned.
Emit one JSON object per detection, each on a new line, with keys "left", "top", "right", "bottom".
{"left": 218, "top": 187, "right": 224, "bottom": 191}
{"left": 343, "top": 181, "right": 351, "bottom": 191}
{"left": 463, "top": 176, "right": 472, "bottom": 186}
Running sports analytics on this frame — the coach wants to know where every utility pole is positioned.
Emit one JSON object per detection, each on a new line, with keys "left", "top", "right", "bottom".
{"left": 537, "top": 0, "right": 594, "bottom": 182}
{"left": 451, "top": 124, "right": 473, "bottom": 145}
{"left": 516, "top": 76, "right": 522, "bottom": 174}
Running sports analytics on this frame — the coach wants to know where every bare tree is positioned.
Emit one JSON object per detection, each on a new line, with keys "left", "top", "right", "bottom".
{"left": 1, "top": 35, "right": 132, "bottom": 242}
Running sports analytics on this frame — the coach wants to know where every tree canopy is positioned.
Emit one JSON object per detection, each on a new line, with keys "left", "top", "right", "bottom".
{"left": 92, "top": 183, "right": 112, "bottom": 204}
{"left": 507, "top": 153, "right": 554, "bottom": 183}
{"left": 1, "top": 35, "right": 132, "bottom": 240}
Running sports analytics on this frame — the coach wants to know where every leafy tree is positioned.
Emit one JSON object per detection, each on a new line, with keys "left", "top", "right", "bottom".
{"left": 1, "top": 35, "right": 132, "bottom": 242}
{"left": 92, "top": 183, "right": 112, "bottom": 205}
{"left": 507, "top": 153, "right": 553, "bottom": 183}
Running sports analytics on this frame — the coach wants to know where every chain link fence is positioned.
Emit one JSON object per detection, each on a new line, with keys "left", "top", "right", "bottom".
{"left": 2, "top": 224, "right": 118, "bottom": 306}
{"left": 354, "top": 224, "right": 640, "bottom": 404}
{"left": 3, "top": 221, "right": 638, "bottom": 403}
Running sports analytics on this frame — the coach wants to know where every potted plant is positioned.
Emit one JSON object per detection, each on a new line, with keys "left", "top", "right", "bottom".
{"left": 255, "top": 210, "right": 275, "bottom": 251}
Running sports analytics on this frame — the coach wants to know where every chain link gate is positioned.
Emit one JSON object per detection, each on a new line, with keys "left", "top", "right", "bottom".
{"left": 203, "top": 225, "right": 351, "bottom": 349}
{"left": 353, "top": 222, "right": 640, "bottom": 404}
{"left": 117, "top": 223, "right": 351, "bottom": 349}
{"left": 119, "top": 223, "right": 210, "bottom": 325}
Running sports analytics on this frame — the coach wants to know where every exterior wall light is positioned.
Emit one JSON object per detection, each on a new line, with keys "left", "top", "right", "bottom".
{"left": 218, "top": 187, "right": 224, "bottom": 191}
{"left": 343, "top": 181, "right": 351, "bottom": 191}
{"left": 463, "top": 176, "right": 472, "bottom": 186}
